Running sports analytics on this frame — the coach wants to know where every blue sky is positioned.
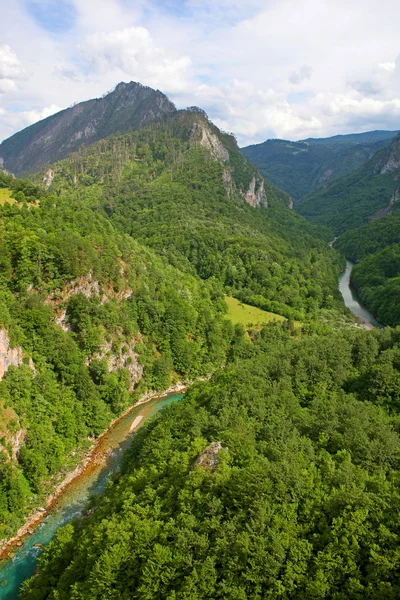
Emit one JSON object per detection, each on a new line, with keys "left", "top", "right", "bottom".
{"left": 1, "top": 0, "right": 400, "bottom": 145}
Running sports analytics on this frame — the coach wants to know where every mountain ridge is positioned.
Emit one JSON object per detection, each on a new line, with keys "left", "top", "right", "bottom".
{"left": 297, "top": 133, "right": 400, "bottom": 234}
{"left": 242, "top": 130, "right": 399, "bottom": 201}
{"left": 0, "top": 82, "right": 177, "bottom": 176}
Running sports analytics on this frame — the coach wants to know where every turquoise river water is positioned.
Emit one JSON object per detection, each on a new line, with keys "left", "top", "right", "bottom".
{"left": 0, "top": 392, "right": 183, "bottom": 599}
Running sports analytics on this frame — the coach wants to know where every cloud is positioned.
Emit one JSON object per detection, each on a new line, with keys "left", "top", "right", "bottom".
{"left": 76, "top": 27, "right": 192, "bottom": 93}
{"left": 0, "top": 104, "right": 62, "bottom": 142}
{"left": 0, "top": 44, "right": 25, "bottom": 96}
{"left": 379, "top": 62, "right": 396, "bottom": 72}
{"left": 289, "top": 65, "right": 313, "bottom": 85}
{"left": 1, "top": 0, "right": 400, "bottom": 144}
{"left": 0, "top": 45, "right": 25, "bottom": 80}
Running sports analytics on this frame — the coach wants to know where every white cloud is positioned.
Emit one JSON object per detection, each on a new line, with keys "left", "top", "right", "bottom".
{"left": 289, "top": 65, "right": 313, "bottom": 85}
{"left": 0, "top": 104, "right": 62, "bottom": 141}
{"left": 379, "top": 62, "right": 396, "bottom": 72}
{"left": 1, "top": 0, "right": 400, "bottom": 145}
{"left": 77, "top": 27, "right": 192, "bottom": 93}
{"left": 0, "top": 44, "right": 25, "bottom": 96}
{"left": 0, "top": 44, "right": 25, "bottom": 80}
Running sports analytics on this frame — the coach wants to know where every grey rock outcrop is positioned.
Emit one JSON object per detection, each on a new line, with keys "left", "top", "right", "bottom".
{"left": 243, "top": 176, "right": 267, "bottom": 208}
{"left": 0, "top": 82, "right": 177, "bottom": 175}
{"left": 0, "top": 329, "right": 23, "bottom": 381}
{"left": 193, "top": 441, "right": 223, "bottom": 471}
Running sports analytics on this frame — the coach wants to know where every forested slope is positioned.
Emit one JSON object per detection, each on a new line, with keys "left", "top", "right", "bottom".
{"left": 0, "top": 169, "right": 235, "bottom": 538}
{"left": 297, "top": 134, "right": 400, "bottom": 235}
{"left": 336, "top": 213, "right": 400, "bottom": 326}
{"left": 41, "top": 109, "right": 343, "bottom": 322}
{"left": 22, "top": 323, "right": 400, "bottom": 599}
{"left": 241, "top": 130, "right": 397, "bottom": 201}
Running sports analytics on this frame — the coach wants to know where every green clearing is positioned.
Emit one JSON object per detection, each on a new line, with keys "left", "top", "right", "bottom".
{"left": 225, "top": 296, "right": 289, "bottom": 327}
{"left": 0, "top": 188, "right": 15, "bottom": 204}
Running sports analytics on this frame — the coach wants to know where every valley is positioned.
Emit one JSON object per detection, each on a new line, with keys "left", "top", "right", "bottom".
{"left": 0, "top": 82, "right": 399, "bottom": 599}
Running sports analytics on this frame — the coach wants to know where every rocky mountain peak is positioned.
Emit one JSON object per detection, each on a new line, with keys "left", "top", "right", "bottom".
{"left": 0, "top": 81, "right": 177, "bottom": 176}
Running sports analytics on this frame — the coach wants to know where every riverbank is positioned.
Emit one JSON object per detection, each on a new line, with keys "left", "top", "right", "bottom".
{"left": 0, "top": 382, "right": 189, "bottom": 561}
{"left": 338, "top": 260, "right": 384, "bottom": 329}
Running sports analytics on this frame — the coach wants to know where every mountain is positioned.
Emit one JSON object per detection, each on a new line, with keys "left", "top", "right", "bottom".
{"left": 36, "top": 107, "right": 343, "bottom": 321}
{"left": 241, "top": 130, "right": 399, "bottom": 201}
{"left": 297, "top": 133, "right": 400, "bottom": 234}
{"left": 0, "top": 89, "right": 346, "bottom": 542}
{"left": 0, "top": 82, "right": 176, "bottom": 176}
{"left": 2, "top": 84, "right": 400, "bottom": 598}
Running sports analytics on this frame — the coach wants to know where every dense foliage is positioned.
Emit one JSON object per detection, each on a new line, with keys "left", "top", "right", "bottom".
{"left": 0, "top": 174, "right": 234, "bottom": 537}
{"left": 44, "top": 112, "right": 344, "bottom": 322}
{"left": 241, "top": 132, "right": 397, "bottom": 201}
{"left": 297, "top": 134, "right": 400, "bottom": 235}
{"left": 335, "top": 213, "right": 400, "bottom": 326}
{"left": 22, "top": 323, "right": 400, "bottom": 599}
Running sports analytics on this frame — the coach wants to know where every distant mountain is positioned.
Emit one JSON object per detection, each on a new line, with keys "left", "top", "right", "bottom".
{"left": 297, "top": 133, "right": 400, "bottom": 235}
{"left": 241, "top": 130, "right": 399, "bottom": 201}
{"left": 0, "top": 82, "right": 176, "bottom": 175}
{"left": 303, "top": 130, "right": 399, "bottom": 146}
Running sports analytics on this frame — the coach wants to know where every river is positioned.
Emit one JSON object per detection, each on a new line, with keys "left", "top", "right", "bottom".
{"left": 338, "top": 260, "right": 384, "bottom": 328}
{"left": 0, "top": 392, "right": 183, "bottom": 600}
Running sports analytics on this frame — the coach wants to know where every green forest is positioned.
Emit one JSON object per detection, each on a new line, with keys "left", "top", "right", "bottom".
{"left": 297, "top": 134, "right": 400, "bottom": 235}
{"left": 43, "top": 111, "right": 343, "bottom": 323}
{"left": 0, "top": 168, "right": 235, "bottom": 537}
{"left": 241, "top": 131, "right": 397, "bottom": 201}
{"left": 1, "top": 101, "right": 399, "bottom": 600}
{"left": 336, "top": 213, "right": 400, "bottom": 326}
{"left": 22, "top": 323, "right": 400, "bottom": 599}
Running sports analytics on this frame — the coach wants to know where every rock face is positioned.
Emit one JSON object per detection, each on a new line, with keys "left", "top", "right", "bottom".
{"left": 90, "top": 339, "right": 143, "bottom": 391}
{"left": 42, "top": 168, "right": 55, "bottom": 189}
{"left": 193, "top": 442, "right": 223, "bottom": 471}
{"left": 0, "top": 329, "right": 23, "bottom": 381}
{"left": 191, "top": 120, "right": 267, "bottom": 207}
{"left": 244, "top": 176, "right": 267, "bottom": 208}
{"left": 193, "top": 122, "right": 230, "bottom": 162}
{"left": 0, "top": 82, "right": 177, "bottom": 175}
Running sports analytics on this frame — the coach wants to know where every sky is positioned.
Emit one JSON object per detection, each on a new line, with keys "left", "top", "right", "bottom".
{"left": 0, "top": 0, "right": 400, "bottom": 146}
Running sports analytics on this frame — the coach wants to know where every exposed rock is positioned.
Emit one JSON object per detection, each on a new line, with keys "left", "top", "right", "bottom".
{"left": 243, "top": 176, "right": 267, "bottom": 208}
{"left": 368, "top": 185, "right": 400, "bottom": 221}
{"left": 318, "top": 167, "right": 334, "bottom": 185}
{"left": 0, "top": 329, "right": 36, "bottom": 382}
{"left": 380, "top": 155, "right": 400, "bottom": 174}
{"left": 90, "top": 339, "right": 143, "bottom": 391}
{"left": 0, "top": 329, "right": 23, "bottom": 381}
{"left": 193, "top": 441, "right": 223, "bottom": 471}
{"left": 42, "top": 168, "right": 55, "bottom": 189}
{"left": 10, "top": 428, "right": 26, "bottom": 461}
{"left": 45, "top": 272, "right": 133, "bottom": 332}
{"left": 0, "top": 81, "right": 177, "bottom": 176}
{"left": 191, "top": 122, "right": 230, "bottom": 162}
{"left": 222, "top": 168, "right": 234, "bottom": 196}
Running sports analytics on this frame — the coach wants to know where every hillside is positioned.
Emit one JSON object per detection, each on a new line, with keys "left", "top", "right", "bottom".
{"left": 0, "top": 168, "right": 235, "bottom": 539}
{"left": 335, "top": 213, "right": 400, "bottom": 326}
{"left": 0, "top": 82, "right": 176, "bottom": 176}
{"left": 0, "top": 95, "right": 347, "bottom": 543}
{"left": 38, "top": 108, "right": 343, "bottom": 322}
{"left": 297, "top": 133, "right": 400, "bottom": 234}
{"left": 241, "top": 130, "right": 398, "bottom": 201}
{"left": 21, "top": 324, "right": 400, "bottom": 599}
